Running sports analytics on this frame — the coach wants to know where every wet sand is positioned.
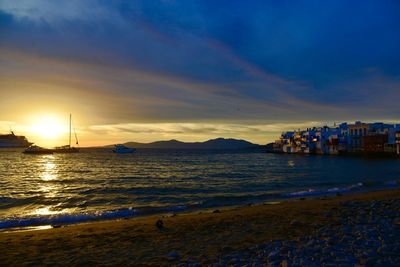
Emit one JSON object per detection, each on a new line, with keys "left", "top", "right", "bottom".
{"left": 1, "top": 189, "right": 399, "bottom": 266}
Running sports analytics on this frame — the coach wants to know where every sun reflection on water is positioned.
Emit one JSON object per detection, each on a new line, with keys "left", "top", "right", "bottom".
{"left": 33, "top": 206, "right": 63, "bottom": 216}
{"left": 40, "top": 155, "right": 58, "bottom": 181}
{"left": 33, "top": 155, "right": 69, "bottom": 216}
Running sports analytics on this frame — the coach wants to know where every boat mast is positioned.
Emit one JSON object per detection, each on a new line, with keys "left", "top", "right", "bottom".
{"left": 69, "top": 114, "right": 72, "bottom": 148}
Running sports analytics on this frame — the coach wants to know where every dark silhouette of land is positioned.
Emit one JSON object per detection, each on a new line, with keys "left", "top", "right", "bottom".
{"left": 104, "top": 138, "right": 261, "bottom": 150}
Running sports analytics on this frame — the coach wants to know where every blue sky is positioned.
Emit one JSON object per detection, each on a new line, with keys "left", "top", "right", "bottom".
{"left": 0, "top": 1, "right": 399, "bottom": 144}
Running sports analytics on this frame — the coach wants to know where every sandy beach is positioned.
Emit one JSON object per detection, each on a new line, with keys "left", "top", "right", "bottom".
{"left": 1, "top": 189, "right": 399, "bottom": 266}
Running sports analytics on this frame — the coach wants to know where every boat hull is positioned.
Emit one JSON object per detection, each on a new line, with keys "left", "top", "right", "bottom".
{"left": 23, "top": 150, "right": 54, "bottom": 155}
{"left": 0, "top": 133, "right": 33, "bottom": 148}
{"left": 54, "top": 147, "right": 80, "bottom": 153}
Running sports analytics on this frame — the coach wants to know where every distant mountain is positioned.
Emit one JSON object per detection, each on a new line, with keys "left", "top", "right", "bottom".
{"left": 106, "top": 138, "right": 260, "bottom": 150}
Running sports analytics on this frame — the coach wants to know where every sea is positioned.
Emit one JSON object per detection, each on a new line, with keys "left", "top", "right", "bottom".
{"left": 0, "top": 148, "right": 399, "bottom": 229}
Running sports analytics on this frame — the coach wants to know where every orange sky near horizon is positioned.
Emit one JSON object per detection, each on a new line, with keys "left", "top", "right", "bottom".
{"left": 0, "top": 114, "right": 301, "bottom": 147}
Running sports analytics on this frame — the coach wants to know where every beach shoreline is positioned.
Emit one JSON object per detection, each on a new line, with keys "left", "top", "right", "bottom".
{"left": 1, "top": 181, "right": 395, "bottom": 232}
{"left": 1, "top": 188, "right": 399, "bottom": 265}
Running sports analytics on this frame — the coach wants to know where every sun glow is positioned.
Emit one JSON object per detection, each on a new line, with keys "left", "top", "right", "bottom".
{"left": 27, "top": 115, "right": 68, "bottom": 145}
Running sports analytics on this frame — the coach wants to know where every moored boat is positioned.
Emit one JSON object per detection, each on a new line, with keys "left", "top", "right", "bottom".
{"left": 54, "top": 145, "right": 80, "bottom": 153}
{"left": 113, "top": 144, "right": 136, "bottom": 154}
{"left": 0, "top": 131, "right": 33, "bottom": 148}
{"left": 23, "top": 145, "right": 54, "bottom": 155}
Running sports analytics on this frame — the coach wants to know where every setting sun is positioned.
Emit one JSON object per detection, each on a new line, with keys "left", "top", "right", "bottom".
{"left": 28, "top": 115, "right": 68, "bottom": 144}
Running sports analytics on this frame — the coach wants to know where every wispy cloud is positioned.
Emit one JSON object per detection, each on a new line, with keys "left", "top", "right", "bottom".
{"left": 0, "top": 48, "right": 338, "bottom": 123}
{"left": 1, "top": 1, "right": 400, "bottom": 145}
{"left": 90, "top": 122, "right": 325, "bottom": 135}
{"left": 0, "top": 0, "right": 119, "bottom": 23}
{"left": 88, "top": 121, "right": 325, "bottom": 144}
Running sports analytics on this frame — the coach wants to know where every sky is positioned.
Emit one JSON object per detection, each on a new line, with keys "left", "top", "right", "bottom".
{"left": 1, "top": 0, "right": 400, "bottom": 146}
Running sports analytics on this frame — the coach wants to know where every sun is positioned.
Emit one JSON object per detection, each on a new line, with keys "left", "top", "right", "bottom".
{"left": 30, "top": 115, "right": 66, "bottom": 139}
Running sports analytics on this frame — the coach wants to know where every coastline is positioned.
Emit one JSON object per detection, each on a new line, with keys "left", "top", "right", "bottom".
{"left": 1, "top": 188, "right": 399, "bottom": 266}
{"left": 0, "top": 180, "right": 395, "bottom": 230}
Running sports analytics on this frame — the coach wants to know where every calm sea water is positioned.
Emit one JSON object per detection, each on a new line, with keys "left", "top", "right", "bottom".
{"left": 0, "top": 149, "right": 399, "bottom": 228}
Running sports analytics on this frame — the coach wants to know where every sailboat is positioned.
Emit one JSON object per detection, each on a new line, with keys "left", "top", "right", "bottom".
{"left": 54, "top": 114, "right": 80, "bottom": 153}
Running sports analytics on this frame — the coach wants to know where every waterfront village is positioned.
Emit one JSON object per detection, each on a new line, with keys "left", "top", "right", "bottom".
{"left": 271, "top": 121, "right": 400, "bottom": 156}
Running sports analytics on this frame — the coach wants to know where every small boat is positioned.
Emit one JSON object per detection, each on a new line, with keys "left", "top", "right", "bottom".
{"left": 23, "top": 145, "right": 54, "bottom": 155}
{"left": 113, "top": 144, "right": 136, "bottom": 154}
{"left": 54, "top": 114, "right": 79, "bottom": 153}
{"left": 54, "top": 145, "right": 79, "bottom": 153}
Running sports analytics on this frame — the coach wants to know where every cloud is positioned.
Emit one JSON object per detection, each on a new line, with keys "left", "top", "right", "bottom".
{"left": 2, "top": 41, "right": 399, "bottom": 127}
{"left": 1, "top": 1, "right": 400, "bottom": 145}
{"left": 0, "top": 0, "right": 119, "bottom": 23}
{"left": 2, "top": 1, "right": 398, "bottom": 87}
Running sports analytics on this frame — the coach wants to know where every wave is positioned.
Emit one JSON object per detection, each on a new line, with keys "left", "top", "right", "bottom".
{"left": 0, "top": 192, "right": 282, "bottom": 229}
{"left": 1, "top": 181, "right": 398, "bottom": 230}
{"left": 0, "top": 205, "right": 189, "bottom": 230}
{"left": 285, "top": 180, "right": 399, "bottom": 198}
{"left": 0, "top": 196, "right": 45, "bottom": 209}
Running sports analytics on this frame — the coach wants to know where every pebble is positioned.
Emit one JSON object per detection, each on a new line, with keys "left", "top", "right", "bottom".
{"left": 167, "top": 251, "right": 180, "bottom": 260}
{"left": 290, "top": 220, "right": 302, "bottom": 226}
{"left": 155, "top": 219, "right": 164, "bottom": 229}
{"left": 177, "top": 198, "right": 400, "bottom": 265}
